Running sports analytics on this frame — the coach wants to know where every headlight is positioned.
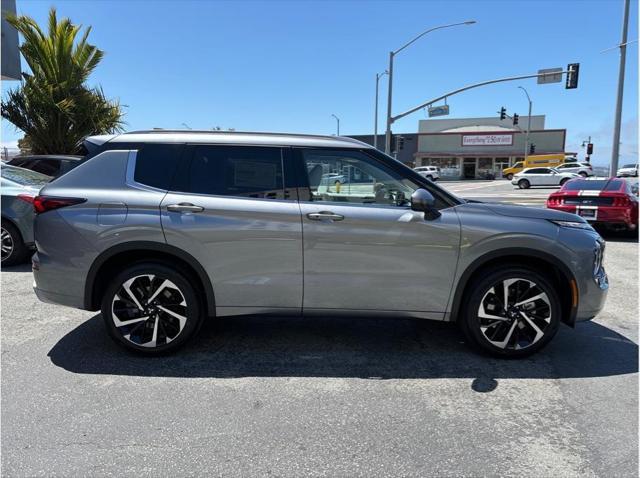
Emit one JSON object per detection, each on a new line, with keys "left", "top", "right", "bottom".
{"left": 549, "top": 220, "right": 594, "bottom": 230}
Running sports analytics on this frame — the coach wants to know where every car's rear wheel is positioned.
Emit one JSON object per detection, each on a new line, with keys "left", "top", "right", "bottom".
{"left": 101, "top": 263, "right": 204, "bottom": 354}
{"left": 506, "top": 173, "right": 514, "bottom": 181}
{"left": 579, "top": 172, "right": 588, "bottom": 177}
{"left": 1, "top": 220, "right": 28, "bottom": 267}
{"left": 459, "top": 267, "right": 561, "bottom": 358}
{"left": 518, "top": 179, "right": 530, "bottom": 189}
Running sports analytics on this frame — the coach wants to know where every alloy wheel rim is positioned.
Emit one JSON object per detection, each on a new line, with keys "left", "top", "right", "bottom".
{"left": 1, "top": 227, "right": 14, "bottom": 262}
{"left": 111, "top": 274, "right": 188, "bottom": 348}
{"left": 477, "top": 277, "right": 552, "bottom": 351}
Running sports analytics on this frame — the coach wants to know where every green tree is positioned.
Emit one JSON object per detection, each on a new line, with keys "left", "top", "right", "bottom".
{"left": 1, "top": 8, "right": 124, "bottom": 154}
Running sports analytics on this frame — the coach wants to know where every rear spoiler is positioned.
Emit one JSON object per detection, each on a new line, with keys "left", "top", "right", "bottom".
{"left": 82, "top": 134, "right": 117, "bottom": 156}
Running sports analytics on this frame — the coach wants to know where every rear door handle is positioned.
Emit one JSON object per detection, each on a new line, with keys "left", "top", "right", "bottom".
{"left": 166, "top": 203, "right": 204, "bottom": 213}
{"left": 306, "top": 211, "right": 344, "bottom": 221}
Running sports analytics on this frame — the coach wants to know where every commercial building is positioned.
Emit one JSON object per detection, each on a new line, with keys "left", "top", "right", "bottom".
{"left": 414, "top": 115, "right": 570, "bottom": 179}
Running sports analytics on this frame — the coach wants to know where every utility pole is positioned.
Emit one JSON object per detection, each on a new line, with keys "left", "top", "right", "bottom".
{"left": 374, "top": 70, "right": 388, "bottom": 150}
{"left": 518, "top": 86, "right": 533, "bottom": 161}
{"left": 384, "top": 21, "right": 476, "bottom": 154}
{"left": 331, "top": 114, "right": 340, "bottom": 136}
{"left": 611, "top": 0, "right": 630, "bottom": 176}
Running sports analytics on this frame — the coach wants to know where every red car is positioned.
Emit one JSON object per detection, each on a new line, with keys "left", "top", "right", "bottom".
{"left": 547, "top": 178, "right": 638, "bottom": 233}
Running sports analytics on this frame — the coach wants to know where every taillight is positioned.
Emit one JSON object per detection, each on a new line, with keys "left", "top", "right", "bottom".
{"left": 17, "top": 194, "right": 35, "bottom": 205}
{"left": 612, "top": 196, "right": 631, "bottom": 207}
{"left": 547, "top": 196, "right": 563, "bottom": 206}
{"left": 33, "top": 196, "right": 86, "bottom": 214}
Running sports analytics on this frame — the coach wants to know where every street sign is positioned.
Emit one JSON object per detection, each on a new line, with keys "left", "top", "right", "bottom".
{"left": 537, "top": 67, "right": 563, "bottom": 84}
{"left": 428, "top": 105, "right": 450, "bottom": 117}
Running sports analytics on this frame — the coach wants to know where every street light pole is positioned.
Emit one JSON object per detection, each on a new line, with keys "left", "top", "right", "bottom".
{"left": 331, "top": 114, "right": 340, "bottom": 136}
{"left": 610, "top": 0, "right": 630, "bottom": 176}
{"left": 518, "top": 86, "right": 532, "bottom": 161}
{"left": 384, "top": 20, "right": 476, "bottom": 155}
{"left": 374, "top": 70, "right": 388, "bottom": 150}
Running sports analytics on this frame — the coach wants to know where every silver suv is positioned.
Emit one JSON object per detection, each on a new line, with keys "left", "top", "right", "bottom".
{"left": 32, "top": 131, "right": 608, "bottom": 357}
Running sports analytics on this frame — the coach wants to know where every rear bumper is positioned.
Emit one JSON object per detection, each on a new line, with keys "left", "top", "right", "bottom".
{"left": 548, "top": 205, "right": 637, "bottom": 228}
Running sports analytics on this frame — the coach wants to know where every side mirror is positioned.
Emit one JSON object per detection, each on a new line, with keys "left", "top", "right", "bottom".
{"left": 411, "top": 188, "right": 441, "bottom": 220}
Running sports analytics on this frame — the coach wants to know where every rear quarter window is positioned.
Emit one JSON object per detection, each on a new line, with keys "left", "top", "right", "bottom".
{"left": 134, "top": 144, "right": 184, "bottom": 190}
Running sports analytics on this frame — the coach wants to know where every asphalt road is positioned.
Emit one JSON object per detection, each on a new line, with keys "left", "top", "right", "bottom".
{"left": 1, "top": 184, "right": 638, "bottom": 477}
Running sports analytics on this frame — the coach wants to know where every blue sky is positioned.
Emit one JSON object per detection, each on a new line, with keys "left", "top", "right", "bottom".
{"left": 2, "top": 0, "right": 638, "bottom": 166}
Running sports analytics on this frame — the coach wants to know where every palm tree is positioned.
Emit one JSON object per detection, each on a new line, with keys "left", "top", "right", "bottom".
{"left": 1, "top": 8, "right": 124, "bottom": 154}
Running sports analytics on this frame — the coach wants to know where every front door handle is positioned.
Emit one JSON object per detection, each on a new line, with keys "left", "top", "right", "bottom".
{"left": 166, "top": 203, "right": 204, "bottom": 213}
{"left": 306, "top": 211, "right": 344, "bottom": 221}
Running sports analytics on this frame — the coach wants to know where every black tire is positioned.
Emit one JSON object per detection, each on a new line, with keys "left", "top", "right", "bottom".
{"left": 459, "top": 267, "right": 561, "bottom": 358}
{"left": 579, "top": 172, "right": 588, "bottom": 177}
{"left": 1, "top": 219, "right": 29, "bottom": 267}
{"left": 101, "top": 262, "right": 204, "bottom": 355}
{"left": 426, "top": 175, "right": 434, "bottom": 181}
{"left": 518, "top": 179, "right": 530, "bottom": 189}
{"left": 560, "top": 178, "right": 571, "bottom": 186}
{"left": 506, "top": 173, "right": 514, "bottom": 181}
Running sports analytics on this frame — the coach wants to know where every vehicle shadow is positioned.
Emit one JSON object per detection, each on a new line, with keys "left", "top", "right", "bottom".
{"left": 48, "top": 314, "right": 637, "bottom": 387}
{"left": 598, "top": 229, "right": 639, "bottom": 243}
{"left": 1, "top": 262, "right": 32, "bottom": 273}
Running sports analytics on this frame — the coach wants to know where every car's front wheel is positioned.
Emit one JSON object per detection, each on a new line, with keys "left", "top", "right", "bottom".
{"left": 560, "top": 178, "right": 571, "bottom": 186}
{"left": 518, "top": 179, "right": 530, "bottom": 189}
{"left": 101, "top": 263, "right": 204, "bottom": 354}
{"left": 459, "top": 267, "right": 561, "bottom": 358}
{"left": 506, "top": 173, "right": 514, "bottom": 181}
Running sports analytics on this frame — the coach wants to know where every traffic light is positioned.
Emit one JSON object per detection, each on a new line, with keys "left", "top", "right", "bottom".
{"left": 397, "top": 136, "right": 405, "bottom": 150}
{"left": 566, "top": 63, "right": 580, "bottom": 89}
{"left": 586, "top": 143, "right": 594, "bottom": 155}
{"left": 499, "top": 107, "right": 506, "bottom": 120}
{"left": 513, "top": 114, "right": 519, "bottom": 126}
{"left": 529, "top": 143, "right": 536, "bottom": 155}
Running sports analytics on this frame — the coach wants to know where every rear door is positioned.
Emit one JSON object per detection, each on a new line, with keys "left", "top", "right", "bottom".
{"left": 160, "top": 144, "right": 303, "bottom": 316}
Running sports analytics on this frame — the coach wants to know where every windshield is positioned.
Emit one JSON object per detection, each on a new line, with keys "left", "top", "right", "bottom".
{"left": 1, "top": 164, "right": 50, "bottom": 186}
{"left": 622, "top": 164, "right": 637, "bottom": 168}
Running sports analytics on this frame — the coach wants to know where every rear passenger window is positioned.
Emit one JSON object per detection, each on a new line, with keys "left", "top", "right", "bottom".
{"left": 179, "top": 146, "right": 285, "bottom": 200}
{"left": 134, "top": 144, "right": 183, "bottom": 189}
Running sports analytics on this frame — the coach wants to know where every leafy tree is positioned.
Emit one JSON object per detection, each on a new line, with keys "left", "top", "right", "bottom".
{"left": 1, "top": 8, "right": 124, "bottom": 154}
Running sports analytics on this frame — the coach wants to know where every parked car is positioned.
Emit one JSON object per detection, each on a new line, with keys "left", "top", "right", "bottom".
{"left": 547, "top": 178, "right": 638, "bottom": 233}
{"left": 1, "top": 164, "right": 50, "bottom": 266}
{"left": 617, "top": 163, "right": 638, "bottom": 177}
{"left": 32, "top": 131, "right": 607, "bottom": 358}
{"left": 7, "top": 155, "right": 82, "bottom": 179}
{"left": 555, "top": 162, "right": 594, "bottom": 177}
{"left": 511, "top": 167, "right": 579, "bottom": 189}
{"left": 413, "top": 166, "right": 440, "bottom": 181}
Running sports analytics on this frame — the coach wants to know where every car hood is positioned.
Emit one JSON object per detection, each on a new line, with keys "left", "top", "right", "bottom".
{"left": 463, "top": 201, "right": 586, "bottom": 222}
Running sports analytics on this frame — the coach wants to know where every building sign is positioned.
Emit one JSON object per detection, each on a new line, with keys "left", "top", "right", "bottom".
{"left": 462, "top": 133, "right": 513, "bottom": 147}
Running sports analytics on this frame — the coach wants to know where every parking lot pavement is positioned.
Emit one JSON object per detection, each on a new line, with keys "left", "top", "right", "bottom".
{"left": 440, "top": 179, "right": 556, "bottom": 206}
{"left": 1, "top": 235, "right": 637, "bottom": 475}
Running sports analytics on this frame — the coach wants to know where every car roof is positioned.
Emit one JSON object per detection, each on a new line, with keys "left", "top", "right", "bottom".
{"left": 90, "top": 130, "right": 372, "bottom": 149}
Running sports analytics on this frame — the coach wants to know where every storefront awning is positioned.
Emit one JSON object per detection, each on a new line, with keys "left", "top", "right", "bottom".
{"left": 414, "top": 151, "right": 575, "bottom": 158}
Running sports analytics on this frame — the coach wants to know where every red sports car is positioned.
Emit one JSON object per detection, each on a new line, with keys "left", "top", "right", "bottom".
{"left": 547, "top": 178, "right": 638, "bottom": 233}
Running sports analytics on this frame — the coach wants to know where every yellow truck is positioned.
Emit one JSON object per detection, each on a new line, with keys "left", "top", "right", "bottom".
{"left": 503, "top": 154, "right": 574, "bottom": 180}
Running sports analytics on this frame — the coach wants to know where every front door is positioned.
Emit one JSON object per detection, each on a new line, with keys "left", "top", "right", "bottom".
{"left": 463, "top": 158, "right": 476, "bottom": 179}
{"left": 297, "top": 148, "right": 461, "bottom": 316}
{"left": 160, "top": 144, "right": 303, "bottom": 316}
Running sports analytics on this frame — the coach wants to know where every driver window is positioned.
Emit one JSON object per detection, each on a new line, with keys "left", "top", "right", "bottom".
{"left": 301, "top": 149, "right": 417, "bottom": 207}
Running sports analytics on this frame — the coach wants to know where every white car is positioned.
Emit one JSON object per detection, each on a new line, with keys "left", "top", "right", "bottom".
{"left": 555, "top": 162, "right": 594, "bottom": 177}
{"left": 413, "top": 166, "right": 440, "bottom": 181}
{"left": 617, "top": 163, "right": 638, "bottom": 177}
{"left": 511, "top": 167, "right": 579, "bottom": 189}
